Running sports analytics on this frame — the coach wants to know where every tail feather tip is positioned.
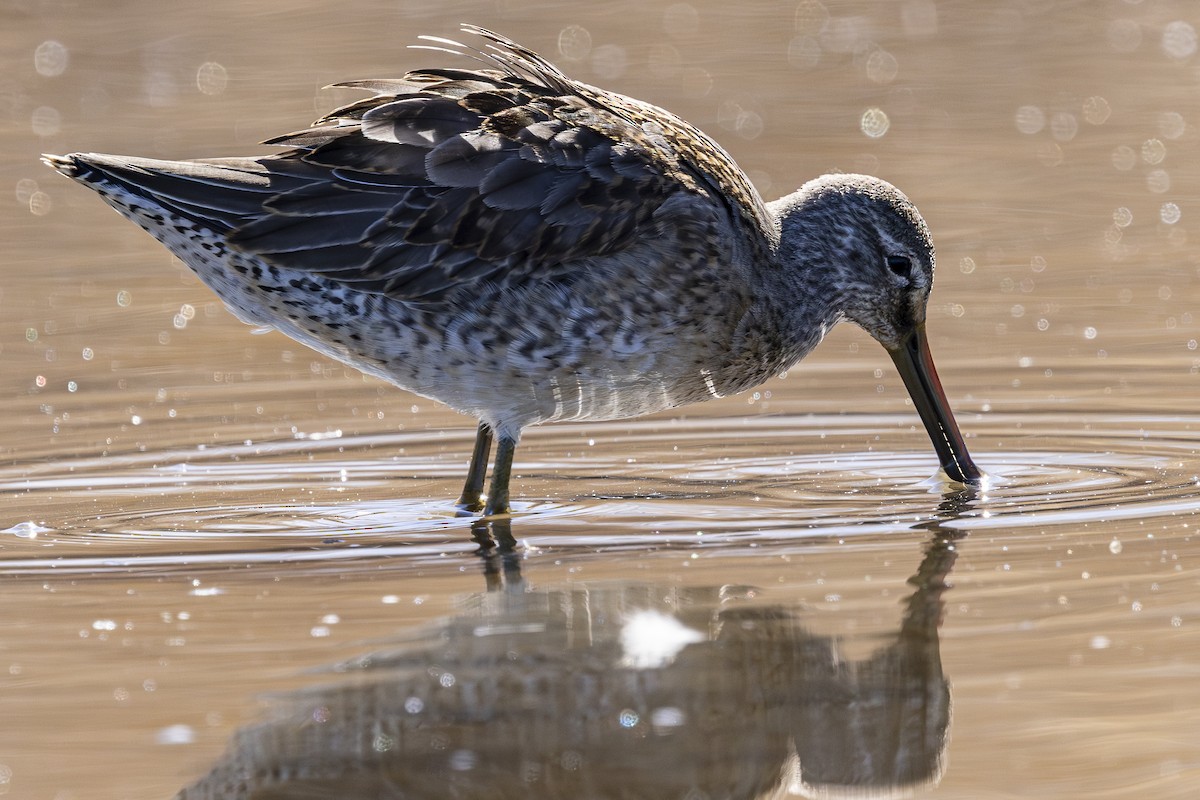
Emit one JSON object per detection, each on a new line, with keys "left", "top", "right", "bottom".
{"left": 41, "top": 153, "right": 79, "bottom": 177}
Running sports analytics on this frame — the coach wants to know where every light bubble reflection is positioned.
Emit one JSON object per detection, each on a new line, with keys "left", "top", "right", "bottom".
{"left": 1082, "top": 96, "right": 1111, "bottom": 125}
{"left": 662, "top": 3, "right": 699, "bottom": 38}
{"left": 15, "top": 178, "right": 38, "bottom": 204}
{"left": 1141, "top": 139, "right": 1166, "bottom": 165}
{"left": 28, "top": 191, "right": 52, "bottom": 216}
{"left": 865, "top": 48, "right": 898, "bottom": 84}
{"left": 1015, "top": 105, "right": 1045, "bottom": 135}
{"left": 1111, "top": 145, "right": 1136, "bottom": 170}
{"left": 1050, "top": 112, "right": 1078, "bottom": 142}
{"left": 1147, "top": 169, "right": 1170, "bottom": 193}
{"left": 1162, "top": 21, "right": 1198, "bottom": 59}
{"left": 1107, "top": 19, "right": 1142, "bottom": 52}
{"left": 155, "top": 724, "right": 196, "bottom": 745}
{"left": 1158, "top": 111, "right": 1186, "bottom": 140}
{"left": 556, "top": 25, "right": 591, "bottom": 61}
{"left": 794, "top": 0, "right": 830, "bottom": 35}
{"left": 591, "top": 44, "right": 627, "bottom": 81}
{"left": 900, "top": 0, "right": 938, "bottom": 37}
{"left": 34, "top": 40, "right": 69, "bottom": 76}
{"left": 860, "top": 107, "right": 889, "bottom": 138}
{"left": 31, "top": 106, "right": 61, "bottom": 137}
{"left": 787, "top": 35, "right": 821, "bottom": 69}
{"left": 196, "top": 62, "right": 228, "bottom": 96}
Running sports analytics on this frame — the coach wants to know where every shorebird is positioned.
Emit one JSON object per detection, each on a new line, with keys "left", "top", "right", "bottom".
{"left": 44, "top": 25, "right": 982, "bottom": 516}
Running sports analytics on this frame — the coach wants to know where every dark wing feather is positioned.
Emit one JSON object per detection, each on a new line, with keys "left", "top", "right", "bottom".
{"left": 68, "top": 27, "right": 771, "bottom": 303}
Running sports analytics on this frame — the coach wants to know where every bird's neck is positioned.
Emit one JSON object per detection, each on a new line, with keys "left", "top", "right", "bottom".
{"left": 761, "top": 261, "right": 845, "bottom": 368}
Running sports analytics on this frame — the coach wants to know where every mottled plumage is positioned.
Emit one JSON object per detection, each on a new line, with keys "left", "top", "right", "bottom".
{"left": 44, "top": 25, "right": 981, "bottom": 515}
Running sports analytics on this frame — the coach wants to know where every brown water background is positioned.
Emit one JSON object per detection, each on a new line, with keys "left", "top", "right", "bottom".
{"left": 3, "top": 1, "right": 1200, "bottom": 797}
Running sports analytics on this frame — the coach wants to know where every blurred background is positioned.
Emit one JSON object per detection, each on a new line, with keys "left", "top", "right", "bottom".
{"left": 6, "top": 0, "right": 1200, "bottom": 445}
{"left": 3, "top": 1, "right": 1200, "bottom": 798}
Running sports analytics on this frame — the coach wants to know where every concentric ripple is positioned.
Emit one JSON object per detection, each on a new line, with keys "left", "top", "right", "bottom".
{"left": 2, "top": 412, "right": 1199, "bottom": 572}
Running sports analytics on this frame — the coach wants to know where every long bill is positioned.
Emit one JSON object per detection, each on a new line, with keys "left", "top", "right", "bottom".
{"left": 887, "top": 324, "right": 983, "bottom": 484}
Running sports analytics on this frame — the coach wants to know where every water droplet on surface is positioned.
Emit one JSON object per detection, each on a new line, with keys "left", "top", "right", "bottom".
{"left": 860, "top": 107, "right": 889, "bottom": 138}
{"left": 116, "top": 290, "right": 132, "bottom": 307}
{"left": 34, "top": 40, "right": 69, "bottom": 77}
{"left": 1089, "top": 635, "right": 1112, "bottom": 650}
{"left": 1160, "top": 202, "right": 1181, "bottom": 224}
{"left": 959, "top": 256, "right": 976, "bottom": 274}
{"left": 1083, "top": 326, "right": 1098, "bottom": 340}
{"left": 1109, "top": 538, "right": 1123, "bottom": 555}
{"left": 1113, "top": 207, "right": 1133, "bottom": 227}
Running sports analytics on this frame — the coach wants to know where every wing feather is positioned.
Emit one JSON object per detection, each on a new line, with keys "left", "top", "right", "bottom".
{"left": 62, "top": 26, "right": 769, "bottom": 303}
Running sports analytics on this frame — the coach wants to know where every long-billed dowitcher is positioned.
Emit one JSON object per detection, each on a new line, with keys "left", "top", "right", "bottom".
{"left": 44, "top": 25, "right": 982, "bottom": 515}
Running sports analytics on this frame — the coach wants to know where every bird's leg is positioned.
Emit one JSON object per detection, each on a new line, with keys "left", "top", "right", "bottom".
{"left": 456, "top": 421, "right": 493, "bottom": 512}
{"left": 483, "top": 433, "right": 517, "bottom": 517}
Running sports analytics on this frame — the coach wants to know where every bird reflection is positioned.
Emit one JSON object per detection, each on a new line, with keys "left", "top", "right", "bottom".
{"left": 176, "top": 491, "right": 976, "bottom": 800}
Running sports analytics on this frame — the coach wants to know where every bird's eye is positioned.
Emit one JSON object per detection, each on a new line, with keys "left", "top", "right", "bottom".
{"left": 886, "top": 255, "right": 912, "bottom": 278}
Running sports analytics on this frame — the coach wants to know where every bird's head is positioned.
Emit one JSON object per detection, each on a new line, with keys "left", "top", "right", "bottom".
{"left": 769, "top": 174, "right": 982, "bottom": 484}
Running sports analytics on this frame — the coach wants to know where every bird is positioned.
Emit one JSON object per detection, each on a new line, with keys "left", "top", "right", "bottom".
{"left": 44, "top": 24, "right": 982, "bottom": 517}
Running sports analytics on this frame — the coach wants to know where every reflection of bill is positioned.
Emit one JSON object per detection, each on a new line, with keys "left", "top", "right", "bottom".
{"left": 176, "top": 499, "right": 971, "bottom": 800}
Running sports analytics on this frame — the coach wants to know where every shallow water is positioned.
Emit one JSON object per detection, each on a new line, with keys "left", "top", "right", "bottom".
{"left": 4, "top": 1, "right": 1200, "bottom": 798}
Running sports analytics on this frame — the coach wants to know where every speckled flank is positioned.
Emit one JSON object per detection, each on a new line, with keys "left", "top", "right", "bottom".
{"left": 43, "top": 25, "right": 978, "bottom": 514}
